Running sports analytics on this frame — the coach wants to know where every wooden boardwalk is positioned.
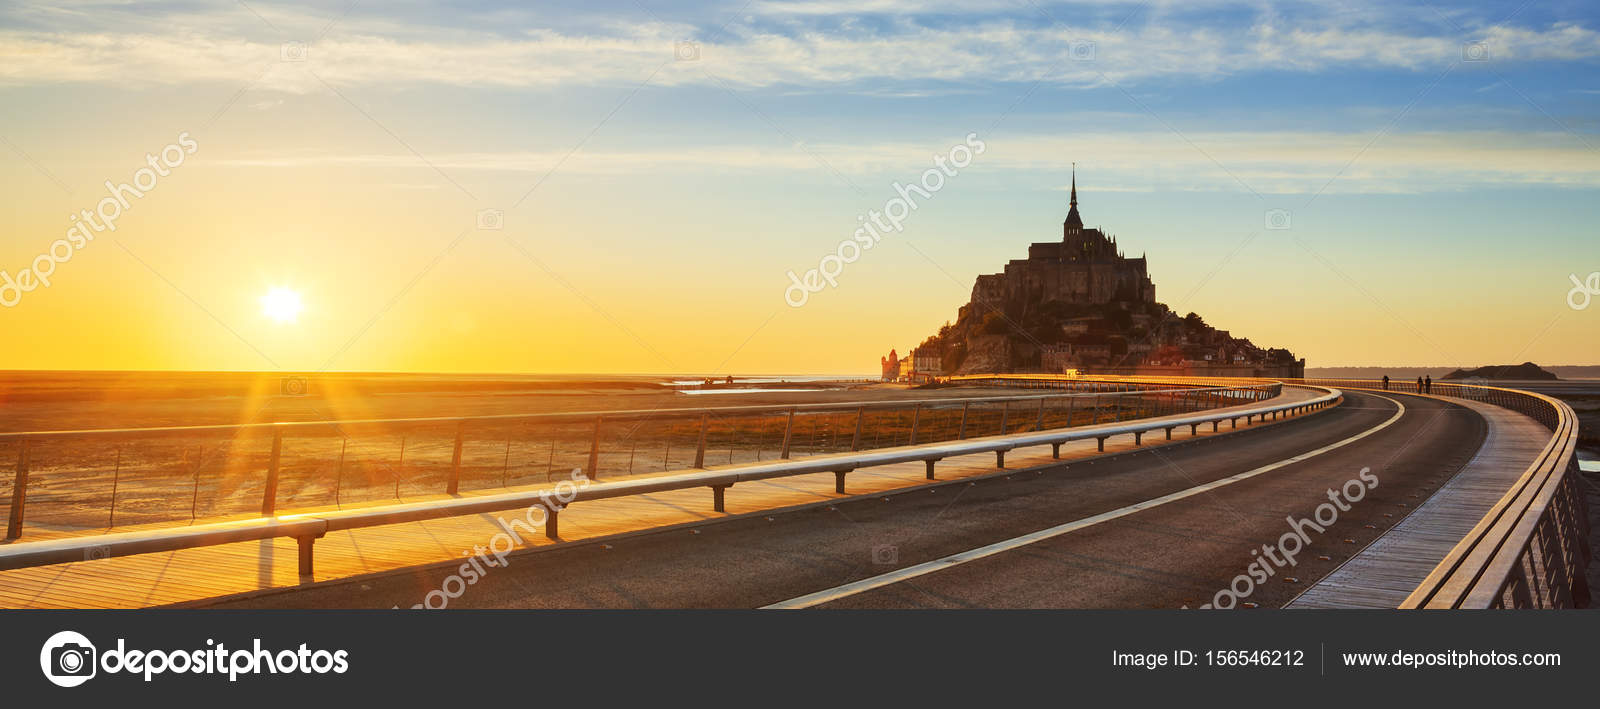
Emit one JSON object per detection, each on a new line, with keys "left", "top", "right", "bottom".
{"left": 1286, "top": 396, "right": 1550, "bottom": 609}
{"left": 0, "top": 388, "right": 1322, "bottom": 609}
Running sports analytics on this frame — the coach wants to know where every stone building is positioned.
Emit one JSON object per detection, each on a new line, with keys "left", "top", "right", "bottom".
{"left": 968, "top": 170, "right": 1156, "bottom": 311}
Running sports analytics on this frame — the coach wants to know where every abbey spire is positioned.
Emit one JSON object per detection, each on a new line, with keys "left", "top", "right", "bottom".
{"left": 1064, "top": 163, "right": 1084, "bottom": 233}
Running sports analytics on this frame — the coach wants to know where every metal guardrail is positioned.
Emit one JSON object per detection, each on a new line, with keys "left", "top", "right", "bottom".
{"left": 970, "top": 373, "right": 1591, "bottom": 608}
{"left": 1286, "top": 377, "right": 1587, "bottom": 609}
{"left": 0, "top": 378, "right": 1248, "bottom": 540}
{"left": 0, "top": 379, "right": 1337, "bottom": 584}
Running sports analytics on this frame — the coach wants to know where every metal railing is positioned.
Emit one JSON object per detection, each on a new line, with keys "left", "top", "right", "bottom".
{"left": 0, "top": 378, "right": 1332, "bottom": 583}
{"left": 0, "top": 378, "right": 1264, "bottom": 540}
{"left": 1250, "top": 376, "right": 1587, "bottom": 608}
{"left": 920, "top": 373, "right": 1589, "bottom": 608}
{"left": 1287, "top": 377, "right": 1587, "bottom": 609}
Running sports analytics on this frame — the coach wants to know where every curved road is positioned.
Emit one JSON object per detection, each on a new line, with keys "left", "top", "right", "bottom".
{"left": 208, "top": 390, "right": 1487, "bottom": 609}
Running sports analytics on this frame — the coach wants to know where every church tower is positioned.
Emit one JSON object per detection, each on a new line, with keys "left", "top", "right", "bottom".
{"left": 1063, "top": 164, "right": 1083, "bottom": 236}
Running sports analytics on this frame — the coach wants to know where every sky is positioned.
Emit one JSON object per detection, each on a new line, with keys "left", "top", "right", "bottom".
{"left": 0, "top": 0, "right": 1597, "bottom": 375}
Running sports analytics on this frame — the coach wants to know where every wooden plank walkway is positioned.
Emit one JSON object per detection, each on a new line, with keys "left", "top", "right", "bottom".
{"left": 1286, "top": 396, "right": 1550, "bottom": 609}
{"left": 0, "top": 388, "right": 1323, "bottom": 609}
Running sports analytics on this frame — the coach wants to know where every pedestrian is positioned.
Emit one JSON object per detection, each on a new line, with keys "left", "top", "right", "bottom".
{"left": 1416, "top": 376, "right": 1423, "bottom": 393}
{"left": 1424, "top": 375, "right": 1432, "bottom": 394}
{"left": 1382, "top": 375, "right": 1389, "bottom": 390}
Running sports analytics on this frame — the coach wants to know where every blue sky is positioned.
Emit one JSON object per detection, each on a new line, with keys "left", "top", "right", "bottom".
{"left": 1, "top": 0, "right": 1597, "bottom": 372}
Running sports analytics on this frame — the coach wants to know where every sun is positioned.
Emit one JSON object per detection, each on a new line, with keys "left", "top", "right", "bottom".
{"left": 260, "top": 287, "right": 304, "bottom": 324}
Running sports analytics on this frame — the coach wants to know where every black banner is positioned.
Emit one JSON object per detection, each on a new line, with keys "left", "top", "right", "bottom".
{"left": 2, "top": 610, "right": 1595, "bottom": 702}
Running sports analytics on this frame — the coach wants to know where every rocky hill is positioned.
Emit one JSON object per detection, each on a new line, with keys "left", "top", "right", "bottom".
{"left": 1441, "top": 362, "right": 1560, "bottom": 381}
{"left": 899, "top": 184, "right": 1302, "bottom": 377}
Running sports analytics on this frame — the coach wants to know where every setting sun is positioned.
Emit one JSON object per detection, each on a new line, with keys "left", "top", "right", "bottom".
{"left": 259, "top": 287, "right": 304, "bottom": 324}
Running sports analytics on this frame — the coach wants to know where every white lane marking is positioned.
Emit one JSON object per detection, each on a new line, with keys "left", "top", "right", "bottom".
{"left": 763, "top": 393, "right": 1407, "bottom": 609}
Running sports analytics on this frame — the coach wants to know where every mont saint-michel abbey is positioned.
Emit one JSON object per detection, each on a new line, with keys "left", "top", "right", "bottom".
{"left": 885, "top": 171, "right": 1305, "bottom": 381}
{"left": 971, "top": 173, "right": 1156, "bottom": 310}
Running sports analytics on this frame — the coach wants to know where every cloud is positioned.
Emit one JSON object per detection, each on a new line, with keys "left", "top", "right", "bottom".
{"left": 212, "top": 129, "right": 1600, "bottom": 194}
{"left": 2, "top": 19, "right": 1599, "bottom": 92}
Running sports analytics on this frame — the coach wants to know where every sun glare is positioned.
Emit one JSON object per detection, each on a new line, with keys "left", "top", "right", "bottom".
{"left": 260, "top": 287, "right": 304, "bottom": 324}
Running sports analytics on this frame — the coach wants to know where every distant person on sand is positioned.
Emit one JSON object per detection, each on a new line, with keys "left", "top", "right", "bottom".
{"left": 1424, "top": 375, "right": 1432, "bottom": 394}
{"left": 1382, "top": 375, "right": 1389, "bottom": 390}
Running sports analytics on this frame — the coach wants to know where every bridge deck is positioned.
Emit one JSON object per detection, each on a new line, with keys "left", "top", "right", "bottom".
{"left": 0, "top": 388, "right": 1321, "bottom": 609}
{"left": 1285, "top": 395, "right": 1549, "bottom": 609}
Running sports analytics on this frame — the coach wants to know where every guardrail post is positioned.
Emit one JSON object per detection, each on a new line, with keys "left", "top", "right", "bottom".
{"left": 6, "top": 438, "right": 29, "bottom": 540}
{"left": 780, "top": 408, "right": 796, "bottom": 459}
{"left": 297, "top": 532, "right": 324, "bottom": 584}
{"left": 995, "top": 450, "right": 1006, "bottom": 468}
{"left": 712, "top": 484, "right": 730, "bottom": 513}
{"left": 586, "top": 416, "right": 602, "bottom": 480}
{"left": 1134, "top": 431, "right": 1143, "bottom": 446}
{"left": 925, "top": 459, "right": 937, "bottom": 479}
{"left": 909, "top": 404, "right": 922, "bottom": 445}
{"left": 545, "top": 503, "right": 562, "bottom": 540}
{"left": 1097, "top": 437, "right": 1106, "bottom": 452}
{"left": 694, "top": 414, "right": 709, "bottom": 468}
{"left": 1165, "top": 427, "right": 1173, "bottom": 441}
{"left": 1051, "top": 442, "right": 1061, "bottom": 459}
{"left": 851, "top": 406, "right": 865, "bottom": 451}
{"left": 108, "top": 447, "right": 121, "bottom": 528}
{"left": 448, "top": 422, "right": 465, "bottom": 494}
{"left": 261, "top": 431, "right": 282, "bottom": 517}
{"left": 834, "top": 469, "right": 849, "bottom": 494}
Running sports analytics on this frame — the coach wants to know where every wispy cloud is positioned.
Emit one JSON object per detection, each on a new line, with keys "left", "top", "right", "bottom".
{"left": 213, "top": 129, "right": 1600, "bottom": 193}
{"left": 3, "top": 19, "right": 1599, "bottom": 92}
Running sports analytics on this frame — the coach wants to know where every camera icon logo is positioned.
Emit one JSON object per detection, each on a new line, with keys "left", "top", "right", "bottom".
{"left": 40, "top": 630, "right": 97, "bottom": 687}
{"left": 281, "top": 376, "right": 308, "bottom": 396}
{"left": 1069, "top": 40, "right": 1096, "bottom": 61}
{"left": 476, "top": 208, "right": 504, "bottom": 230}
{"left": 674, "top": 40, "right": 701, "bottom": 62}
{"left": 871, "top": 543, "right": 898, "bottom": 566}
{"left": 1463, "top": 41, "right": 1490, "bottom": 62}
{"left": 281, "top": 41, "right": 308, "bottom": 62}
{"left": 83, "top": 545, "right": 111, "bottom": 562}
{"left": 1568, "top": 271, "right": 1599, "bottom": 311}
{"left": 1264, "top": 208, "right": 1292, "bottom": 230}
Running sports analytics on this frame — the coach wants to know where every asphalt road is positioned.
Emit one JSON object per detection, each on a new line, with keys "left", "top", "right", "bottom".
{"left": 207, "top": 390, "right": 1486, "bottom": 609}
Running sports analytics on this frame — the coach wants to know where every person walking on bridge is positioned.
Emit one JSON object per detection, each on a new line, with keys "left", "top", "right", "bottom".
{"left": 1382, "top": 375, "right": 1389, "bottom": 390}
{"left": 1416, "top": 376, "right": 1424, "bottom": 393}
{"left": 1424, "top": 375, "right": 1432, "bottom": 394}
